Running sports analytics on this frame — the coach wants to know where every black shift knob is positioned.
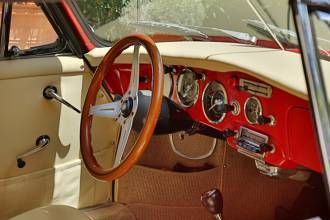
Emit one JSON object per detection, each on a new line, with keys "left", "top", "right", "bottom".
{"left": 201, "top": 188, "right": 223, "bottom": 215}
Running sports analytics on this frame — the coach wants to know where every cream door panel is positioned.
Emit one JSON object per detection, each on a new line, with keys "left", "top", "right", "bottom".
{"left": 0, "top": 56, "right": 84, "bottom": 80}
{"left": 0, "top": 56, "right": 116, "bottom": 219}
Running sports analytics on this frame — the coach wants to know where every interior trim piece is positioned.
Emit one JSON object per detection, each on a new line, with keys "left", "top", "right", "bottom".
{"left": 0, "top": 56, "right": 84, "bottom": 80}
{"left": 169, "top": 133, "right": 217, "bottom": 160}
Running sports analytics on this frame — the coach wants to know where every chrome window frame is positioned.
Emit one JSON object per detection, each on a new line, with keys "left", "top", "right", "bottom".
{"left": 0, "top": 1, "right": 76, "bottom": 60}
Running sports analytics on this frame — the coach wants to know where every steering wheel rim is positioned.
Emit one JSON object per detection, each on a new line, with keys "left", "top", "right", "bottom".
{"left": 80, "top": 34, "right": 164, "bottom": 181}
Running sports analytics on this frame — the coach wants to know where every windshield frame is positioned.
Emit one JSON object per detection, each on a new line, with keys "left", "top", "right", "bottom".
{"left": 68, "top": 0, "right": 112, "bottom": 48}
{"left": 291, "top": 0, "right": 330, "bottom": 208}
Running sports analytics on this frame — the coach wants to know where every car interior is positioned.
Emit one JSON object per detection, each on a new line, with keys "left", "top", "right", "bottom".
{"left": 0, "top": 1, "right": 329, "bottom": 220}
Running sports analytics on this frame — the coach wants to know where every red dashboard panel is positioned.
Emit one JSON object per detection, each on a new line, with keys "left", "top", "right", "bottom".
{"left": 105, "top": 64, "right": 322, "bottom": 173}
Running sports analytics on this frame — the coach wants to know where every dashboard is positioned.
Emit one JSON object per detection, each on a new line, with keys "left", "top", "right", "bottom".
{"left": 104, "top": 63, "right": 322, "bottom": 174}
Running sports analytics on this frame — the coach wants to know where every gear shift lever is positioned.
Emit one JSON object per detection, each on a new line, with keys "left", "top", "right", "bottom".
{"left": 201, "top": 188, "right": 223, "bottom": 220}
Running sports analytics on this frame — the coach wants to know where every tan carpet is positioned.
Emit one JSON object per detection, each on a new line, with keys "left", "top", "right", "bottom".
{"left": 119, "top": 165, "right": 220, "bottom": 220}
{"left": 118, "top": 134, "right": 306, "bottom": 220}
{"left": 221, "top": 146, "right": 305, "bottom": 220}
{"left": 127, "top": 204, "right": 213, "bottom": 220}
{"left": 119, "top": 166, "right": 221, "bottom": 207}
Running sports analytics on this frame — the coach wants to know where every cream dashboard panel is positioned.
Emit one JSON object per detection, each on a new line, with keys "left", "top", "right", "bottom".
{"left": 85, "top": 41, "right": 330, "bottom": 102}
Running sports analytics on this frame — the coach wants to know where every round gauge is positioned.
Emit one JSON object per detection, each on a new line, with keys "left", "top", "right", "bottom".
{"left": 244, "top": 97, "right": 262, "bottom": 124}
{"left": 163, "top": 73, "right": 173, "bottom": 98}
{"left": 177, "top": 69, "right": 199, "bottom": 107}
{"left": 202, "top": 81, "right": 228, "bottom": 123}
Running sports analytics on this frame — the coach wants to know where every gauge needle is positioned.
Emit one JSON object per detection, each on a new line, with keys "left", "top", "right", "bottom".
{"left": 182, "top": 84, "right": 192, "bottom": 98}
{"left": 209, "top": 99, "right": 222, "bottom": 111}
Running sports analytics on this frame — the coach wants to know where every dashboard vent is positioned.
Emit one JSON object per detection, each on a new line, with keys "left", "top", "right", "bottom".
{"left": 239, "top": 79, "right": 272, "bottom": 98}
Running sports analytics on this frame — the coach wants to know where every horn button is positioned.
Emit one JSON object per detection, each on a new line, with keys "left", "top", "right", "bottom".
{"left": 121, "top": 97, "right": 134, "bottom": 118}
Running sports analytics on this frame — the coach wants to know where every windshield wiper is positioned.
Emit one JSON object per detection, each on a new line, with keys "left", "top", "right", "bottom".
{"left": 129, "top": 21, "right": 210, "bottom": 40}
{"left": 245, "top": 19, "right": 330, "bottom": 48}
{"left": 244, "top": 19, "right": 297, "bottom": 46}
{"left": 129, "top": 21, "right": 257, "bottom": 44}
{"left": 184, "top": 24, "right": 257, "bottom": 44}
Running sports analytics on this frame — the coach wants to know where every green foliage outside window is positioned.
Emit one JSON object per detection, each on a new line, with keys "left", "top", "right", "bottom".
{"left": 76, "top": 0, "right": 131, "bottom": 28}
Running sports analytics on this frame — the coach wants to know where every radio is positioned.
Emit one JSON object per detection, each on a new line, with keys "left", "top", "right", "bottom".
{"left": 235, "top": 127, "right": 273, "bottom": 160}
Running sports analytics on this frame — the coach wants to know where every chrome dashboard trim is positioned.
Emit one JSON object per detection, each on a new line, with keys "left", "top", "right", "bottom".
{"left": 168, "top": 133, "right": 217, "bottom": 160}
{"left": 239, "top": 78, "right": 272, "bottom": 98}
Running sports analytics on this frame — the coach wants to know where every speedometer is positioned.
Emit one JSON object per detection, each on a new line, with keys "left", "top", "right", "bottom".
{"left": 202, "top": 81, "right": 228, "bottom": 123}
{"left": 177, "top": 69, "right": 199, "bottom": 107}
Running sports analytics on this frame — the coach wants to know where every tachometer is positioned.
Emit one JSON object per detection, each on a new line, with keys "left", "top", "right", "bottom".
{"left": 244, "top": 96, "right": 262, "bottom": 124}
{"left": 177, "top": 69, "right": 199, "bottom": 107}
{"left": 202, "top": 81, "right": 228, "bottom": 123}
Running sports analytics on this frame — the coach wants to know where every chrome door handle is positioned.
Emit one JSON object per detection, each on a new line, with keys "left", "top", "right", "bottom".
{"left": 43, "top": 85, "right": 81, "bottom": 113}
{"left": 16, "top": 135, "right": 50, "bottom": 168}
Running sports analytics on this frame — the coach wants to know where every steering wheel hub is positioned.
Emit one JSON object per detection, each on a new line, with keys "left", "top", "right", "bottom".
{"left": 121, "top": 97, "right": 134, "bottom": 118}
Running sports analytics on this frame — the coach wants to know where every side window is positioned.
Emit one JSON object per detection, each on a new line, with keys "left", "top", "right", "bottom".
{"left": 9, "top": 2, "right": 58, "bottom": 50}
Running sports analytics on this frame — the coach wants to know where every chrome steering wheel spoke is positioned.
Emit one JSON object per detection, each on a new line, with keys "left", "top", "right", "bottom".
{"left": 114, "top": 115, "right": 134, "bottom": 166}
{"left": 89, "top": 100, "right": 121, "bottom": 118}
{"left": 113, "top": 44, "right": 141, "bottom": 166}
{"left": 124, "top": 44, "right": 140, "bottom": 99}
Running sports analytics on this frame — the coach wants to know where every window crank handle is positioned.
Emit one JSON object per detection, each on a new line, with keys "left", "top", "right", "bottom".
{"left": 43, "top": 85, "right": 81, "bottom": 113}
{"left": 16, "top": 135, "right": 50, "bottom": 168}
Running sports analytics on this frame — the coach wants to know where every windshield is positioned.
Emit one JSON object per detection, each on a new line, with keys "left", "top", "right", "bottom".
{"left": 76, "top": 0, "right": 330, "bottom": 52}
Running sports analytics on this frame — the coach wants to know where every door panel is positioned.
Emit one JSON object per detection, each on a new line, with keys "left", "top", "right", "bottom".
{"left": 0, "top": 56, "right": 115, "bottom": 219}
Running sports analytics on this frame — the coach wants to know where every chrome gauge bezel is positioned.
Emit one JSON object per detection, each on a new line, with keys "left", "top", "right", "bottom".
{"left": 176, "top": 69, "right": 200, "bottom": 108}
{"left": 202, "top": 81, "right": 228, "bottom": 124}
{"left": 231, "top": 100, "right": 241, "bottom": 116}
{"left": 244, "top": 96, "right": 263, "bottom": 124}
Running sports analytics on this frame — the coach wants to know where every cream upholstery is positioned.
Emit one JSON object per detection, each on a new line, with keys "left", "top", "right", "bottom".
{"left": 0, "top": 56, "right": 117, "bottom": 218}
{"left": 83, "top": 203, "right": 136, "bottom": 220}
{"left": 9, "top": 205, "right": 91, "bottom": 220}
{"left": 9, "top": 203, "right": 137, "bottom": 220}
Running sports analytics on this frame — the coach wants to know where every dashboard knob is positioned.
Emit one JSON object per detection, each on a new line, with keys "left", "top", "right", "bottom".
{"left": 219, "top": 104, "right": 235, "bottom": 113}
{"left": 164, "top": 65, "right": 175, "bottom": 74}
{"left": 223, "top": 129, "right": 236, "bottom": 138}
{"left": 257, "top": 115, "right": 272, "bottom": 125}
{"left": 259, "top": 143, "right": 274, "bottom": 153}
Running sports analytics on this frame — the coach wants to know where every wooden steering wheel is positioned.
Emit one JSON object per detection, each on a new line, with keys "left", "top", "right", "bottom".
{"left": 80, "top": 34, "right": 164, "bottom": 181}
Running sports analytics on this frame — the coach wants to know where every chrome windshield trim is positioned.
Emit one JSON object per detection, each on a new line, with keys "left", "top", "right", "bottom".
{"left": 292, "top": 0, "right": 330, "bottom": 208}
